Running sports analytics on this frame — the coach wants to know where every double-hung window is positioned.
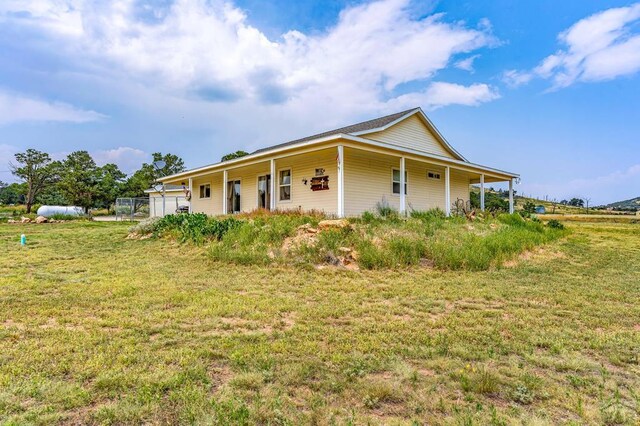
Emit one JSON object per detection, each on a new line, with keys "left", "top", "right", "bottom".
{"left": 279, "top": 169, "right": 291, "bottom": 201}
{"left": 392, "top": 169, "right": 407, "bottom": 195}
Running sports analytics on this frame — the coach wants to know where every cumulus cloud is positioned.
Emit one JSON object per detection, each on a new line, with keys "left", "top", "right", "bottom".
{"left": 0, "top": 0, "right": 499, "bottom": 114}
{"left": 386, "top": 82, "right": 500, "bottom": 111}
{"left": 0, "top": 90, "right": 105, "bottom": 125}
{"left": 504, "top": 3, "right": 640, "bottom": 89}
{"left": 92, "top": 147, "right": 150, "bottom": 175}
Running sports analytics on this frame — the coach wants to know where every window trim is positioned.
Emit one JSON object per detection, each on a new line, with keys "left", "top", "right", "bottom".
{"left": 427, "top": 170, "right": 442, "bottom": 181}
{"left": 391, "top": 167, "right": 407, "bottom": 196}
{"left": 199, "top": 183, "right": 211, "bottom": 199}
{"left": 278, "top": 168, "right": 292, "bottom": 203}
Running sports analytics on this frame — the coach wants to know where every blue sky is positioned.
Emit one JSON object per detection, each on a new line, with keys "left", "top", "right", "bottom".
{"left": 0, "top": 0, "right": 639, "bottom": 204}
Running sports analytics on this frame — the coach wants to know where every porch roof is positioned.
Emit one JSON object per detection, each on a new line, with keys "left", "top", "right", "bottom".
{"left": 160, "top": 132, "right": 518, "bottom": 186}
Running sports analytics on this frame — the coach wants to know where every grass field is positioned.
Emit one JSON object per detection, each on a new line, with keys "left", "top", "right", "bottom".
{"left": 1, "top": 220, "right": 639, "bottom": 424}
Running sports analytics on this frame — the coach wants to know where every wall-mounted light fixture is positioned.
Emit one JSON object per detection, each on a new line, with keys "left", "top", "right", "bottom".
{"left": 302, "top": 178, "right": 308, "bottom": 185}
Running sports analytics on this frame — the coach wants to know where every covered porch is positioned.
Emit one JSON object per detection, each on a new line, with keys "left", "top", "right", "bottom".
{"left": 163, "top": 139, "right": 517, "bottom": 218}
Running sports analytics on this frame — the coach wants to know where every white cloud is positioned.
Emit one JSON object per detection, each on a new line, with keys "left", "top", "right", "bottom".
{"left": 0, "top": 0, "right": 499, "bottom": 115}
{"left": 386, "top": 81, "right": 499, "bottom": 111}
{"left": 0, "top": 90, "right": 105, "bottom": 125}
{"left": 504, "top": 3, "right": 640, "bottom": 89}
{"left": 91, "top": 147, "right": 150, "bottom": 175}
{"left": 454, "top": 54, "right": 480, "bottom": 71}
{"left": 520, "top": 164, "right": 640, "bottom": 205}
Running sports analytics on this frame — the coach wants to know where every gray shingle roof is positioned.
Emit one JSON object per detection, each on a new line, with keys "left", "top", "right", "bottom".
{"left": 252, "top": 108, "right": 419, "bottom": 154}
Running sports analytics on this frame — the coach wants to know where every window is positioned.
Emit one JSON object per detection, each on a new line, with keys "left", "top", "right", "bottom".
{"left": 427, "top": 171, "right": 441, "bottom": 180}
{"left": 199, "top": 184, "right": 211, "bottom": 198}
{"left": 392, "top": 169, "right": 407, "bottom": 195}
{"left": 279, "top": 169, "right": 291, "bottom": 201}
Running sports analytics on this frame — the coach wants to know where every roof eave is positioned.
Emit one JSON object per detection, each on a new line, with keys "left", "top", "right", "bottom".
{"left": 160, "top": 132, "right": 518, "bottom": 183}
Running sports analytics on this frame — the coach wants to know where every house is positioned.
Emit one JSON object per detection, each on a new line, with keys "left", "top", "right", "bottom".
{"left": 156, "top": 107, "right": 518, "bottom": 218}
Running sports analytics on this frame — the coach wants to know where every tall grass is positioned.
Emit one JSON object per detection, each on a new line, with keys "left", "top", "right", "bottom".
{"left": 134, "top": 211, "right": 567, "bottom": 271}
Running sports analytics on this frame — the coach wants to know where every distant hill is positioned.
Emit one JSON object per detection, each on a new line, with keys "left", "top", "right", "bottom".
{"left": 602, "top": 196, "right": 640, "bottom": 211}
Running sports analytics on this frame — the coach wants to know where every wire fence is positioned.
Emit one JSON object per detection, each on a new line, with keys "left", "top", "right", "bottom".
{"left": 115, "top": 198, "right": 150, "bottom": 221}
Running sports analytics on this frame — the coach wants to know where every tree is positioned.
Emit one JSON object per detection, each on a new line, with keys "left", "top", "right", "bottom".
{"left": 95, "top": 163, "right": 127, "bottom": 208}
{"left": 124, "top": 152, "right": 186, "bottom": 197}
{"left": 221, "top": 150, "right": 249, "bottom": 162}
{"left": 522, "top": 201, "right": 536, "bottom": 214}
{"left": 0, "top": 181, "right": 24, "bottom": 205}
{"left": 10, "top": 149, "right": 60, "bottom": 213}
{"left": 568, "top": 198, "right": 584, "bottom": 208}
{"left": 58, "top": 151, "right": 101, "bottom": 213}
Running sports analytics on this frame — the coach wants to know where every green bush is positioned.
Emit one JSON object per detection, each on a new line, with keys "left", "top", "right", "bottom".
{"left": 547, "top": 219, "right": 564, "bottom": 230}
{"left": 151, "top": 213, "right": 243, "bottom": 244}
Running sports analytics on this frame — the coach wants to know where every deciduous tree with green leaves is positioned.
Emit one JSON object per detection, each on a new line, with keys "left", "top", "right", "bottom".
{"left": 57, "top": 151, "right": 101, "bottom": 213}
{"left": 124, "top": 152, "right": 186, "bottom": 197}
{"left": 10, "top": 149, "right": 60, "bottom": 213}
{"left": 221, "top": 150, "right": 249, "bottom": 162}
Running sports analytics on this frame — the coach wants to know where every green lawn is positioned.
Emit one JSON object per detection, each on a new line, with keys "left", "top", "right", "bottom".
{"left": 1, "top": 221, "right": 639, "bottom": 425}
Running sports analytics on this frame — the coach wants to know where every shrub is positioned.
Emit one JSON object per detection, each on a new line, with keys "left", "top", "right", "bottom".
{"left": 361, "top": 211, "right": 377, "bottom": 224}
{"left": 129, "top": 217, "right": 162, "bottom": 234}
{"left": 153, "top": 213, "right": 243, "bottom": 244}
{"left": 375, "top": 199, "right": 399, "bottom": 221}
{"left": 547, "top": 219, "right": 564, "bottom": 230}
{"left": 523, "top": 201, "right": 536, "bottom": 213}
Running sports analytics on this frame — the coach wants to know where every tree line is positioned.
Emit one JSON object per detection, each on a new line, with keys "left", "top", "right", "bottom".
{"left": 0, "top": 149, "right": 185, "bottom": 213}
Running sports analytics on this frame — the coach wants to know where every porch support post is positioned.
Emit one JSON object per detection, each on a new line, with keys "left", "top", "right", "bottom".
{"left": 480, "top": 174, "right": 485, "bottom": 212}
{"left": 222, "top": 170, "right": 228, "bottom": 215}
{"left": 162, "top": 183, "right": 166, "bottom": 217}
{"left": 337, "top": 145, "right": 344, "bottom": 218}
{"left": 270, "top": 158, "right": 276, "bottom": 211}
{"left": 188, "top": 177, "right": 193, "bottom": 213}
{"left": 399, "top": 156, "right": 406, "bottom": 215}
{"left": 509, "top": 178, "right": 514, "bottom": 214}
{"left": 444, "top": 166, "right": 451, "bottom": 217}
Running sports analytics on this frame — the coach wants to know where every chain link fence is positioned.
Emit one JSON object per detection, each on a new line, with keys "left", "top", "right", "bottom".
{"left": 115, "top": 198, "right": 150, "bottom": 221}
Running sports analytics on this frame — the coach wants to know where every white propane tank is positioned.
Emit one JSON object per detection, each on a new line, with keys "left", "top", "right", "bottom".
{"left": 36, "top": 205, "right": 85, "bottom": 217}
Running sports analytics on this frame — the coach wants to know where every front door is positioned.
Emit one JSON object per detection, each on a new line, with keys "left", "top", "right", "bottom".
{"left": 227, "top": 180, "right": 241, "bottom": 214}
{"left": 258, "top": 174, "right": 271, "bottom": 210}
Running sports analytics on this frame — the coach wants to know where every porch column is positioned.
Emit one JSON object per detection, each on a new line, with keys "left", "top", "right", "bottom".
{"left": 270, "top": 158, "right": 276, "bottom": 211}
{"left": 480, "top": 174, "right": 485, "bottom": 212}
{"left": 337, "top": 145, "right": 344, "bottom": 218}
{"left": 399, "top": 157, "right": 406, "bottom": 215}
{"left": 188, "top": 177, "right": 193, "bottom": 213}
{"left": 444, "top": 166, "right": 451, "bottom": 217}
{"left": 509, "top": 178, "right": 514, "bottom": 214}
{"left": 222, "top": 170, "right": 228, "bottom": 215}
